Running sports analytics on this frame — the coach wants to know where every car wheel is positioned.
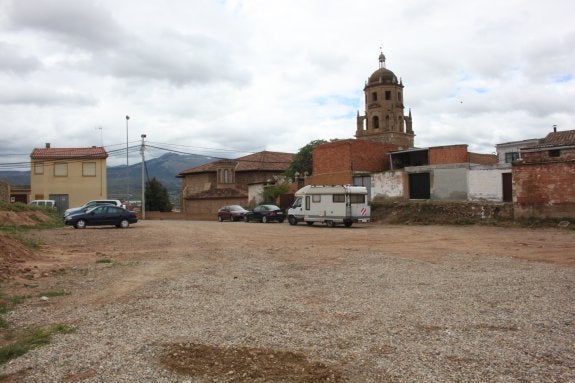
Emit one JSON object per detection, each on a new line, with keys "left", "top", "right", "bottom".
{"left": 244, "top": 215, "right": 249, "bottom": 222}
{"left": 288, "top": 216, "right": 297, "bottom": 225}
{"left": 262, "top": 216, "right": 268, "bottom": 223}
{"left": 75, "top": 219, "right": 87, "bottom": 229}
{"left": 218, "top": 216, "right": 223, "bottom": 222}
{"left": 119, "top": 219, "right": 130, "bottom": 228}
{"left": 278, "top": 219, "right": 284, "bottom": 223}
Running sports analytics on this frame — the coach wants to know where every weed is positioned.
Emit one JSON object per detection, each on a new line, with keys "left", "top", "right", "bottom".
{"left": 0, "top": 324, "right": 75, "bottom": 365}
{"left": 96, "top": 258, "right": 113, "bottom": 264}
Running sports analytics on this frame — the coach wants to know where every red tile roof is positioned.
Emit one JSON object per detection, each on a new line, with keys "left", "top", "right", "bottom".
{"left": 178, "top": 151, "right": 294, "bottom": 176}
{"left": 31, "top": 147, "right": 108, "bottom": 160}
{"left": 539, "top": 130, "right": 575, "bottom": 147}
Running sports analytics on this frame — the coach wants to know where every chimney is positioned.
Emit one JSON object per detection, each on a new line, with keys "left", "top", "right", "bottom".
{"left": 553, "top": 125, "right": 557, "bottom": 133}
{"left": 45, "top": 143, "right": 51, "bottom": 148}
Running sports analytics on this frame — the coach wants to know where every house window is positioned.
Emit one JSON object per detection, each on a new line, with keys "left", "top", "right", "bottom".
{"left": 54, "top": 163, "right": 68, "bottom": 177}
{"left": 549, "top": 149, "right": 560, "bottom": 158}
{"left": 333, "top": 194, "right": 345, "bottom": 203}
{"left": 505, "top": 152, "right": 520, "bottom": 163}
{"left": 385, "top": 91, "right": 391, "bottom": 100}
{"left": 82, "top": 162, "right": 96, "bottom": 177}
{"left": 34, "top": 163, "right": 44, "bottom": 174}
{"left": 219, "top": 168, "right": 233, "bottom": 183}
{"left": 371, "top": 92, "right": 377, "bottom": 101}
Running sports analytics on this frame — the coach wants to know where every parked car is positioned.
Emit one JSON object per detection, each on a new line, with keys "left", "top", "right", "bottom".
{"left": 217, "top": 205, "right": 249, "bottom": 222}
{"left": 29, "top": 200, "right": 57, "bottom": 209}
{"left": 64, "top": 199, "right": 122, "bottom": 217}
{"left": 65, "top": 205, "right": 137, "bottom": 229}
{"left": 244, "top": 204, "right": 285, "bottom": 223}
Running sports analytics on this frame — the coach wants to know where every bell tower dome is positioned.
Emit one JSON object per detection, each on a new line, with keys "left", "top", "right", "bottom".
{"left": 356, "top": 52, "right": 414, "bottom": 148}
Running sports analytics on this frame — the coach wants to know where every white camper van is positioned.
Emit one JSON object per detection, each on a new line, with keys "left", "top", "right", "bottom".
{"left": 287, "top": 185, "right": 370, "bottom": 227}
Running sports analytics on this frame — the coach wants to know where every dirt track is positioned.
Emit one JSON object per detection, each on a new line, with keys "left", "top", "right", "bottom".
{"left": 2, "top": 220, "right": 574, "bottom": 382}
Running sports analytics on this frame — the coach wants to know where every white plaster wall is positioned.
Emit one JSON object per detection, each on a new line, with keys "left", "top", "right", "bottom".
{"left": 468, "top": 167, "right": 507, "bottom": 201}
{"left": 370, "top": 171, "right": 404, "bottom": 201}
{"left": 248, "top": 184, "right": 265, "bottom": 205}
{"left": 432, "top": 168, "right": 469, "bottom": 200}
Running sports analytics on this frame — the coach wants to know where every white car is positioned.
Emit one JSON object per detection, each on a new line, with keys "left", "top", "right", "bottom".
{"left": 64, "top": 199, "right": 122, "bottom": 217}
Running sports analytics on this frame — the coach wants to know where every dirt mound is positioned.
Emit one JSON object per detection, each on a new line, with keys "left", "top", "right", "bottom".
{"left": 161, "top": 343, "right": 344, "bottom": 382}
{"left": 0, "top": 233, "right": 38, "bottom": 282}
{"left": 0, "top": 211, "right": 53, "bottom": 226}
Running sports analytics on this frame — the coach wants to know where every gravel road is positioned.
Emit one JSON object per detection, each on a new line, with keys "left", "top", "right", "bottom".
{"left": 1, "top": 221, "right": 574, "bottom": 382}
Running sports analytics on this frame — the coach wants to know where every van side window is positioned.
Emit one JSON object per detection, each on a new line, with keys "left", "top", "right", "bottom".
{"left": 305, "top": 196, "right": 310, "bottom": 210}
{"left": 350, "top": 194, "right": 365, "bottom": 204}
{"left": 312, "top": 195, "right": 321, "bottom": 203}
{"left": 333, "top": 194, "right": 345, "bottom": 203}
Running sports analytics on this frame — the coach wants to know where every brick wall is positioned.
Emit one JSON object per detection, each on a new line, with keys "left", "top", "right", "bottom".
{"left": 312, "top": 140, "right": 401, "bottom": 183}
{"left": 513, "top": 161, "right": 575, "bottom": 218}
{"left": 0, "top": 181, "right": 9, "bottom": 202}
{"left": 429, "top": 145, "right": 468, "bottom": 165}
{"left": 469, "top": 152, "right": 498, "bottom": 165}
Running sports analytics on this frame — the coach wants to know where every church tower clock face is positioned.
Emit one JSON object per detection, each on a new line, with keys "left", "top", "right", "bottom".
{"left": 356, "top": 53, "right": 414, "bottom": 148}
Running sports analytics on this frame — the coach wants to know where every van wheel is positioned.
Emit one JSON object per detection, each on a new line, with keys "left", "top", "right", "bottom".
{"left": 288, "top": 216, "right": 298, "bottom": 225}
{"left": 326, "top": 220, "right": 336, "bottom": 227}
{"left": 75, "top": 220, "right": 86, "bottom": 229}
{"left": 344, "top": 221, "right": 353, "bottom": 228}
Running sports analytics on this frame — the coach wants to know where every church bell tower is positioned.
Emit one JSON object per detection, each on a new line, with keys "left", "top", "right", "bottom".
{"left": 356, "top": 53, "right": 414, "bottom": 148}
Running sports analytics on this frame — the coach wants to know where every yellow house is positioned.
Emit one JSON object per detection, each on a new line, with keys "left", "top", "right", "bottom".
{"left": 30, "top": 143, "right": 108, "bottom": 213}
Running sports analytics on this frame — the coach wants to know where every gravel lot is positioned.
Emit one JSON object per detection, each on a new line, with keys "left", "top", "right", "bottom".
{"left": 1, "top": 220, "right": 574, "bottom": 382}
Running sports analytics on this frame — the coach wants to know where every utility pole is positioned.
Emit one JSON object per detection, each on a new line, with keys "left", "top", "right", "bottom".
{"left": 140, "top": 134, "right": 146, "bottom": 220}
{"left": 125, "top": 115, "right": 130, "bottom": 209}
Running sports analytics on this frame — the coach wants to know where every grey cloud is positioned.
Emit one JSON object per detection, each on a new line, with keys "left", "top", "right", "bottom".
{"left": 101, "top": 32, "right": 251, "bottom": 86}
{"left": 0, "top": 86, "right": 97, "bottom": 106}
{"left": 0, "top": 42, "right": 41, "bottom": 74}
{"left": 7, "top": 0, "right": 124, "bottom": 50}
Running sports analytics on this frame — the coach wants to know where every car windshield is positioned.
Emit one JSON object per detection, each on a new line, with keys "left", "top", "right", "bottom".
{"left": 229, "top": 205, "right": 245, "bottom": 211}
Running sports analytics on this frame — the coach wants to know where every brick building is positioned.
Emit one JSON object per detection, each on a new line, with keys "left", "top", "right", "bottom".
{"left": 177, "top": 151, "right": 293, "bottom": 218}
{"left": 513, "top": 129, "right": 575, "bottom": 218}
{"left": 308, "top": 140, "right": 403, "bottom": 186}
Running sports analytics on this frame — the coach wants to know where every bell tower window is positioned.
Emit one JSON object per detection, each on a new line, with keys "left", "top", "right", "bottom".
{"left": 372, "top": 116, "right": 379, "bottom": 129}
{"left": 371, "top": 92, "right": 377, "bottom": 101}
{"left": 385, "top": 91, "right": 391, "bottom": 100}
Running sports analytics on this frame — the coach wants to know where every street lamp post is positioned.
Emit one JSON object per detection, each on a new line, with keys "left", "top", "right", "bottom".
{"left": 140, "top": 134, "right": 146, "bottom": 220}
{"left": 126, "top": 115, "right": 130, "bottom": 209}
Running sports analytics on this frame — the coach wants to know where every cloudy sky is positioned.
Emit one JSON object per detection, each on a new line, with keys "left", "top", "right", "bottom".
{"left": 1, "top": 0, "right": 574, "bottom": 169}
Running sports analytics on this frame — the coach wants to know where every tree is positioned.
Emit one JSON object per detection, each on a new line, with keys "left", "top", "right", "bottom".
{"left": 284, "top": 139, "right": 328, "bottom": 179}
{"left": 145, "top": 177, "right": 173, "bottom": 212}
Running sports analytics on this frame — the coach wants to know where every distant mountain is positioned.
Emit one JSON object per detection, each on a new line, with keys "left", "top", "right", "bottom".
{"left": 0, "top": 152, "right": 216, "bottom": 205}
{"left": 0, "top": 171, "right": 29, "bottom": 187}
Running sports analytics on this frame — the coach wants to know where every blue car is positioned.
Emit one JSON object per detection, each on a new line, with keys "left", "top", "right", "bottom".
{"left": 65, "top": 205, "right": 137, "bottom": 229}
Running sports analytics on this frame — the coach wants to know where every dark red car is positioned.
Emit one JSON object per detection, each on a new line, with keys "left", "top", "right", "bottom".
{"left": 217, "top": 205, "right": 249, "bottom": 222}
